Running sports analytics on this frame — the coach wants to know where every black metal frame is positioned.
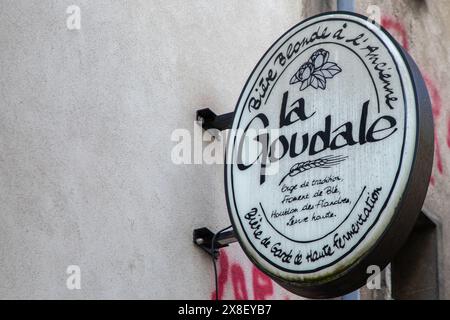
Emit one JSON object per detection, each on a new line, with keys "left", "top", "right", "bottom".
{"left": 220, "top": 12, "right": 434, "bottom": 299}
{"left": 193, "top": 12, "right": 433, "bottom": 299}
{"left": 193, "top": 108, "right": 236, "bottom": 259}
{"left": 196, "top": 108, "right": 234, "bottom": 131}
{"left": 193, "top": 227, "right": 237, "bottom": 259}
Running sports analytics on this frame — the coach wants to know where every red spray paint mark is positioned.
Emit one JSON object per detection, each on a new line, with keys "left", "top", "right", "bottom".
{"left": 210, "top": 17, "right": 447, "bottom": 301}
{"left": 447, "top": 117, "right": 450, "bottom": 149}
{"left": 426, "top": 75, "right": 443, "bottom": 126}
{"left": 231, "top": 265, "right": 248, "bottom": 300}
{"left": 424, "top": 75, "right": 444, "bottom": 183}
{"left": 383, "top": 16, "right": 445, "bottom": 185}
{"left": 211, "top": 250, "right": 277, "bottom": 300}
{"left": 381, "top": 16, "right": 409, "bottom": 50}
{"left": 252, "top": 266, "right": 274, "bottom": 300}
{"left": 211, "top": 249, "right": 229, "bottom": 300}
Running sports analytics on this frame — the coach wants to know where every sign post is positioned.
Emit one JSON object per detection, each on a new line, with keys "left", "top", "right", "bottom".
{"left": 224, "top": 12, "right": 433, "bottom": 298}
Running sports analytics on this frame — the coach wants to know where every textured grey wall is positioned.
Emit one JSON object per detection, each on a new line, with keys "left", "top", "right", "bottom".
{"left": 1, "top": 0, "right": 449, "bottom": 300}
{"left": 356, "top": 0, "right": 450, "bottom": 300}
{"left": 0, "top": 0, "right": 304, "bottom": 299}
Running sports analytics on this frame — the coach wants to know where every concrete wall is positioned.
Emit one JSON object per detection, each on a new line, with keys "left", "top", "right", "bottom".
{"left": 0, "top": 0, "right": 307, "bottom": 299}
{"left": 0, "top": 0, "right": 448, "bottom": 299}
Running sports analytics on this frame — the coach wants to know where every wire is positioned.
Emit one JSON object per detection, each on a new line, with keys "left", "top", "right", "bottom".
{"left": 212, "top": 225, "right": 232, "bottom": 301}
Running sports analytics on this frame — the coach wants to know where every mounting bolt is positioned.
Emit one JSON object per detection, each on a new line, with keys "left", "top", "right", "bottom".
{"left": 195, "top": 238, "right": 205, "bottom": 245}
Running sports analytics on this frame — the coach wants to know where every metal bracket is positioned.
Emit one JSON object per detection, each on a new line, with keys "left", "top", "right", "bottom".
{"left": 196, "top": 108, "right": 234, "bottom": 131}
{"left": 193, "top": 227, "right": 237, "bottom": 259}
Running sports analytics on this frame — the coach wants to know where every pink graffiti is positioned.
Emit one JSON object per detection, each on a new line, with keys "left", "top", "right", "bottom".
{"left": 425, "top": 75, "right": 444, "bottom": 184}
{"left": 211, "top": 15, "right": 448, "bottom": 301}
{"left": 211, "top": 249, "right": 229, "bottom": 300}
{"left": 211, "top": 249, "right": 276, "bottom": 300}
{"left": 447, "top": 117, "right": 450, "bottom": 149}
{"left": 381, "top": 16, "right": 409, "bottom": 50}
{"left": 252, "top": 267, "right": 274, "bottom": 300}
{"left": 382, "top": 16, "right": 447, "bottom": 186}
{"left": 231, "top": 264, "right": 248, "bottom": 300}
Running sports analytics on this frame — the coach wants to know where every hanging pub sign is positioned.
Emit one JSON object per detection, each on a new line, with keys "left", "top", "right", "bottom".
{"left": 225, "top": 12, "right": 433, "bottom": 298}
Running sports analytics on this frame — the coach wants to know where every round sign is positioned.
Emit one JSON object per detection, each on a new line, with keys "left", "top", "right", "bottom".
{"left": 225, "top": 12, "right": 433, "bottom": 298}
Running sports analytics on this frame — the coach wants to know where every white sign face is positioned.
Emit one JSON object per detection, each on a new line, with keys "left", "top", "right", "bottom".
{"left": 225, "top": 13, "right": 418, "bottom": 283}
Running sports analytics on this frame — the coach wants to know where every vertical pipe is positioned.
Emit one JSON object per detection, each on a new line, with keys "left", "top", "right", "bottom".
{"left": 338, "top": 0, "right": 358, "bottom": 301}
{"left": 337, "top": 0, "right": 355, "bottom": 12}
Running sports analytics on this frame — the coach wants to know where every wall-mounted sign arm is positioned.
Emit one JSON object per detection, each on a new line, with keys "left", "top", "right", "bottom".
{"left": 193, "top": 227, "right": 237, "bottom": 259}
{"left": 196, "top": 108, "right": 234, "bottom": 131}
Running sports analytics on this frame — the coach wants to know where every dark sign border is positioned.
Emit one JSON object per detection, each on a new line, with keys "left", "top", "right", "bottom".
{"left": 224, "top": 11, "right": 433, "bottom": 298}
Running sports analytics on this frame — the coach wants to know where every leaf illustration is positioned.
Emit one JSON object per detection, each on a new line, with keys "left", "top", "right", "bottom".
{"left": 279, "top": 155, "right": 348, "bottom": 186}
{"left": 290, "top": 72, "right": 301, "bottom": 85}
{"left": 320, "top": 69, "right": 334, "bottom": 78}
{"left": 290, "top": 48, "right": 342, "bottom": 91}
{"left": 299, "top": 79, "right": 310, "bottom": 91}
{"left": 320, "top": 62, "right": 342, "bottom": 78}
{"left": 310, "top": 76, "right": 319, "bottom": 89}
{"left": 313, "top": 72, "right": 326, "bottom": 89}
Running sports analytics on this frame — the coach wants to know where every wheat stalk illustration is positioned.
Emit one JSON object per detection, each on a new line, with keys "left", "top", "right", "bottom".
{"left": 278, "top": 155, "right": 348, "bottom": 186}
